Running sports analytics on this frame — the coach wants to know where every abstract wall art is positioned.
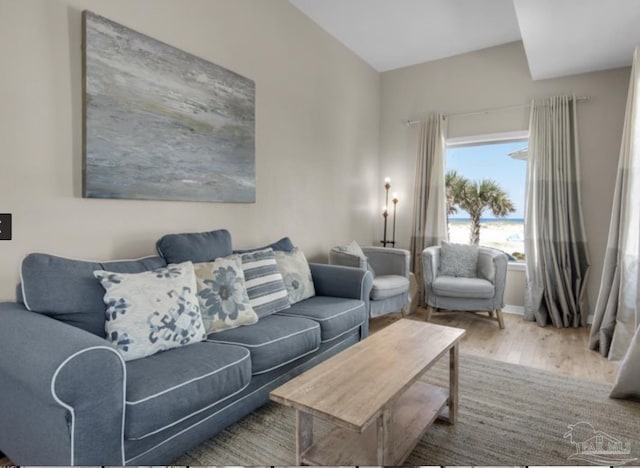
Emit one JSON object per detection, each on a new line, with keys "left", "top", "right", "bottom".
{"left": 82, "top": 11, "right": 255, "bottom": 203}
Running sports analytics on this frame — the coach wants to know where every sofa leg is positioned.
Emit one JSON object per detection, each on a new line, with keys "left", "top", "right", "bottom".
{"left": 496, "top": 309, "right": 505, "bottom": 329}
{"left": 425, "top": 306, "right": 433, "bottom": 322}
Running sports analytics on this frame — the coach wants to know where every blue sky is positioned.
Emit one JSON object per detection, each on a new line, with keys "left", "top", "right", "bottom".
{"left": 446, "top": 140, "right": 528, "bottom": 219}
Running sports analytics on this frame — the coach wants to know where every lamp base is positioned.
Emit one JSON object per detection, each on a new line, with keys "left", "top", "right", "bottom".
{"left": 380, "top": 240, "right": 396, "bottom": 247}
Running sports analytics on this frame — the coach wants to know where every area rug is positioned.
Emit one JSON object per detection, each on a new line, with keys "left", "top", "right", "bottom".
{"left": 176, "top": 354, "right": 640, "bottom": 465}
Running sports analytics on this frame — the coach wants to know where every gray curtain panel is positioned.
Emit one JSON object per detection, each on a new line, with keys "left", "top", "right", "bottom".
{"left": 524, "top": 95, "right": 591, "bottom": 327}
{"left": 590, "top": 46, "right": 640, "bottom": 401}
{"left": 410, "top": 113, "right": 448, "bottom": 307}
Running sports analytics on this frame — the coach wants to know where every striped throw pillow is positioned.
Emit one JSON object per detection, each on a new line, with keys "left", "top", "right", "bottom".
{"left": 239, "top": 248, "right": 290, "bottom": 318}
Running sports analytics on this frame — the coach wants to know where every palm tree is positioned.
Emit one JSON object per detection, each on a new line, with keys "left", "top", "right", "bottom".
{"left": 445, "top": 171, "right": 516, "bottom": 245}
{"left": 445, "top": 170, "right": 467, "bottom": 216}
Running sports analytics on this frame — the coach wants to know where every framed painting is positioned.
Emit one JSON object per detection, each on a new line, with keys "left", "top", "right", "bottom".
{"left": 82, "top": 11, "right": 255, "bottom": 202}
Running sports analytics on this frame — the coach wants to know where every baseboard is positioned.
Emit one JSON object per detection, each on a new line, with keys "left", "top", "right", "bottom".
{"left": 503, "top": 305, "right": 524, "bottom": 315}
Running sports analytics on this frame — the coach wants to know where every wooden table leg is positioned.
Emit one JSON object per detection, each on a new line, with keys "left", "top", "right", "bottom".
{"left": 296, "top": 410, "right": 313, "bottom": 465}
{"left": 449, "top": 343, "right": 459, "bottom": 424}
{"left": 376, "top": 408, "right": 392, "bottom": 465}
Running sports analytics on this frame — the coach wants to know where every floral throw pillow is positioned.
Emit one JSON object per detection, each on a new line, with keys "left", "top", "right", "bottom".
{"left": 274, "top": 247, "right": 315, "bottom": 304}
{"left": 193, "top": 255, "right": 258, "bottom": 333}
{"left": 94, "top": 262, "right": 206, "bottom": 361}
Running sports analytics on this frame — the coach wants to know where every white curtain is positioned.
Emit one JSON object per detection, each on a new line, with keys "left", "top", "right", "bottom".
{"left": 524, "top": 95, "right": 591, "bottom": 327}
{"left": 410, "top": 113, "right": 448, "bottom": 306}
{"left": 589, "top": 46, "right": 640, "bottom": 400}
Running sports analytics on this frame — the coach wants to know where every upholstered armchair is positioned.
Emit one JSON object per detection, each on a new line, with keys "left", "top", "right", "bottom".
{"left": 329, "top": 245, "right": 410, "bottom": 318}
{"left": 422, "top": 244, "right": 508, "bottom": 328}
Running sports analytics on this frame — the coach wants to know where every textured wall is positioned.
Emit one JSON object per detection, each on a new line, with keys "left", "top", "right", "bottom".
{"left": 0, "top": 0, "right": 380, "bottom": 301}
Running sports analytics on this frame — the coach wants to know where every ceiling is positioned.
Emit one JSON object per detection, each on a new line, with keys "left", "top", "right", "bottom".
{"left": 289, "top": 0, "right": 640, "bottom": 79}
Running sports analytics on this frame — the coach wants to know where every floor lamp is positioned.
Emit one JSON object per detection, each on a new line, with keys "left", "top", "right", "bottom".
{"left": 381, "top": 177, "right": 398, "bottom": 247}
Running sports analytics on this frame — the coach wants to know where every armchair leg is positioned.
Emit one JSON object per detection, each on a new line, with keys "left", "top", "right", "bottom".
{"left": 496, "top": 309, "right": 505, "bottom": 329}
{"left": 425, "top": 306, "right": 434, "bottom": 322}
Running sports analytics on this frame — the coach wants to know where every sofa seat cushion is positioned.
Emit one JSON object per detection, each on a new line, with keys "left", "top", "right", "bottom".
{"left": 276, "top": 296, "right": 366, "bottom": 343}
{"left": 432, "top": 276, "right": 495, "bottom": 299}
{"left": 207, "top": 314, "right": 320, "bottom": 375}
{"left": 370, "top": 275, "right": 410, "bottom": 300}
{"left": 124, "top": 341, "right": 251, "bottom": 440}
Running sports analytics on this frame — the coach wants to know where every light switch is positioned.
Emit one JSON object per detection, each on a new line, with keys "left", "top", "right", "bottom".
{"left": 0, "top": 213, "right": 12, "bottom": 240}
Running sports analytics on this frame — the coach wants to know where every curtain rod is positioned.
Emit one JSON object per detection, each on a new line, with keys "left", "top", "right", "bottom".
{"left": 406, "top": 95, "right": 591, "bottom": 127}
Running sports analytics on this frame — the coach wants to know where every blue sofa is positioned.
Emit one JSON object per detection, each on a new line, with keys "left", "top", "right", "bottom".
{"left": 0, "top": 230, "right": 373, "bottom": 465}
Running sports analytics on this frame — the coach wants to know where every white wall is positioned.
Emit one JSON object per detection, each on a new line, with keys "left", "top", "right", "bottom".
{"left": 379, "top": 41, "right": 629, "bottom": 315}
{"left": 0, "top": 0, "right": 380, "bottom": 301}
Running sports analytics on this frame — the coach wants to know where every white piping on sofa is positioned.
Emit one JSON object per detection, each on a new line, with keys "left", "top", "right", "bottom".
{"left": 50, "top": 346, "right": 127, "bottom": 466}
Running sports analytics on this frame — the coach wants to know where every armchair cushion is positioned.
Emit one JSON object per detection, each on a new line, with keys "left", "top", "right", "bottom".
{"left": 371, "top": 275, "right": 410, "bottom": 300}
{"left": 438, "top": 241, "right": 479, "bottom": 278}
{"left": 432, "top": 276, "right": 495, "bottom": 299}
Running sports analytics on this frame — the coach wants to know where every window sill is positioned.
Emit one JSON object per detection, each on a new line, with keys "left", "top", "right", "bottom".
{"left": 508, "top": 261, "right": 526, "bottom": 272}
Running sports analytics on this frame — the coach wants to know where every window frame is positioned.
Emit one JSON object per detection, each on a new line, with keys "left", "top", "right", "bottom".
{"left": 445, "top": 130, "right": 529, "bottom": 270}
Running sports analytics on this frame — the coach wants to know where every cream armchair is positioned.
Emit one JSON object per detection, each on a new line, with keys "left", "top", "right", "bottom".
{"left": 329, "top": 246, "right": 410, "bottom": 318}
{"left": 422, "top": 245, "right": 508, "bottom": 328}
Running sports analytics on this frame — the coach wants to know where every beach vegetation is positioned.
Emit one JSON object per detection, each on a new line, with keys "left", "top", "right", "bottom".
{"left": 445, "top": 170, "right": 516, "bottom": 244}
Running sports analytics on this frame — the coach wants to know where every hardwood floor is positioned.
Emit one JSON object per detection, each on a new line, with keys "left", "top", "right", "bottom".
{"left": 370, "top": 308, "right": 618, "bottom": 385}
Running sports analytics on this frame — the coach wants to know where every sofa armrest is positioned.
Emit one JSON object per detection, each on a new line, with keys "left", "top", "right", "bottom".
{"left": 362, "top": 247, "right": 410, "bottom": 277}
{"left": 309, "top": 264, "right": 373, "bottom": 336}
{"left": 310, "top": 263, "right": 373, "bottom": 301}
{"left": 0, "top": 302, "right": 125, "bottom": 465}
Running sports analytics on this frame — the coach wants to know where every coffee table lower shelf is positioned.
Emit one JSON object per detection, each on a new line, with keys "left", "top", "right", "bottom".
{"left": 300, "top": 381, "right": 449, "bottom": 465}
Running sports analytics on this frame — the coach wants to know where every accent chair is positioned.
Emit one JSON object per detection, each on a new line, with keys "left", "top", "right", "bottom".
{"left": 329, "top": 245, "right": 410, "bottom": 318}
{"left": 422, "top": 244, "right": 508, "bottom": 328}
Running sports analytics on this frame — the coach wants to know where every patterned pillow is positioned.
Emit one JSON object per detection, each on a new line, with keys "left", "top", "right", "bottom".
{"left": 239, "top": 248, "right": 290, "bottom": 318}
{"left": 438, "top": 241, "right": 479, "bottom": 278}
{"left": 94, "top": 262, "right": 206, "bottom": 361}
{"left": 193, "top": 255, "right": 258, "bottom": 333}
{"left": 274, "top": 247, "right": 315, "bottom": 304}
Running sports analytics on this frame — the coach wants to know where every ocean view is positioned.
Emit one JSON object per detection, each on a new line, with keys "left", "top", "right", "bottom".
{"left": 448, "top": 217, "right": 525, "bottom": 260}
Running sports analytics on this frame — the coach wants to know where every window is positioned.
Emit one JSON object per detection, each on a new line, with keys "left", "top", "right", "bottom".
{"left": 445, "top": 133, "right": 528, "bottom": 263}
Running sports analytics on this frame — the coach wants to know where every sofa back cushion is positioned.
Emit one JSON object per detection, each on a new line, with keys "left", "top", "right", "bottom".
{"left": 21, "top": 253, "right": 167, "bottom": 337}
{"left": 156, "top": 229, "right": 232, "bottom": 264}
{"left": 233, "top": 236, "right": 294, "bottom": 254}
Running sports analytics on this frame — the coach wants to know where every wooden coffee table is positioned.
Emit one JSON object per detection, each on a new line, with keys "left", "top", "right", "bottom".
{"left": 269, "top": 319, "right": 465, "bottom": 465}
